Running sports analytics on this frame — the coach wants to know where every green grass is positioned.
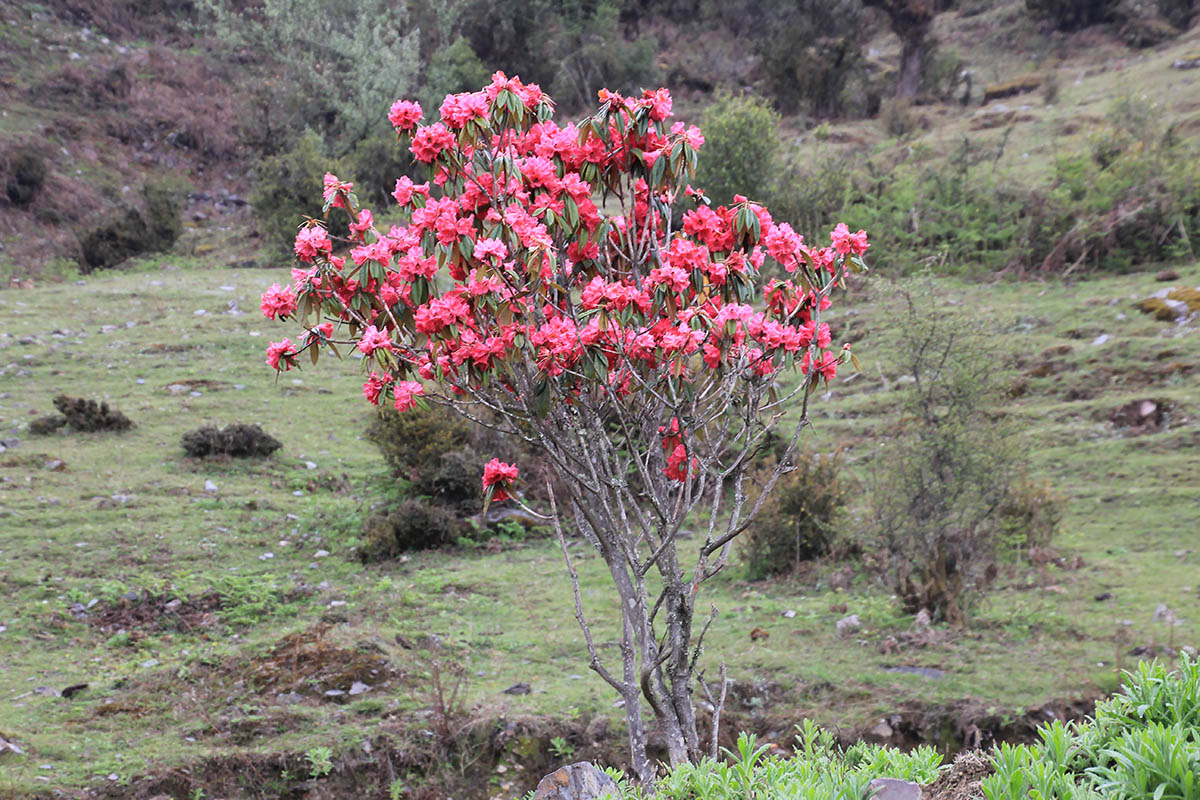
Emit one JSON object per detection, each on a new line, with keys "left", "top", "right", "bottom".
{"left": 0, "top": 258, "right": 1197, "bottom": 797}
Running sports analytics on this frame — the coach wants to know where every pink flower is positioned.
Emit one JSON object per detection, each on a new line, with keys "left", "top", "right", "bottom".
{"left": 411, "top": 123, "right": 457, "bottom": 164}
{"left": 322, "top": 173, "right": 353, "bottom": 209}
{"left": 643, "top": 88, "right": 673, "bottom": 122}
{"left": 392, "top": 380, "right": 424, "bottom": 412}
{"left": 265, "top": 339, "right": 294, "bottom": 371}
{"left": 294, "top": 225, "right": 332, "bottom": 262}
{"left": 830, "top": 223, "right": 869, "bottom": 256}
{"left": 439, "top": 91, "right": 488, "bottom": 129}
{"left": 392, "top": 176, "right": 431, "bottom": 207}
{"left": 671, "top": 122, "right": 704, "bottom": 149}
{"left": 362, "top": 371, "right": 392, "bottom": 405}
{"left": 357, "top": 325, "right": 393, "bottom": 356}
{"left": 349, "top": 209, "right": 373, "bottom": 240}
{"left": 260, "top": 283, "right": 297, "bottom": 320}
{"left": 482, "top": 457, "right": 519, "bottom": 502}
{"left": 474, "top": 238, "right": 508, "bottom": 262}
{"left": 388, "top": 99, "right": 422, "bottom": 132}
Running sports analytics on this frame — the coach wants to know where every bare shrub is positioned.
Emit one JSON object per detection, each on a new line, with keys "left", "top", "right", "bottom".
{"left": 868, "top": 281, "right": 1021, "bottom": 625}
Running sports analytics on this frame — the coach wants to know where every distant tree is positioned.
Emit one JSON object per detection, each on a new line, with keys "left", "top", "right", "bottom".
{"left": 862, "top": 0, "right": 940, "bottom": 99}
{"left": 196, "top": 0, "right": 420, "bottom": 153}
{"left": 757, "top": 0, "right": 868, "bottom": 117}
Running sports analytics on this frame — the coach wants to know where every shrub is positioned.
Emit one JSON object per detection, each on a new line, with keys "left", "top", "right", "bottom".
{"left": 743, "top": 451, "right": 849, "bottom": 580}
{"left": 995, "top": 477, "right": 1066, "bottom": 554}
{"left": 366, "top": 406, "right": 472, "bottom": 488}
{"left": 766, "top": 151, "right": 858, "bottom": 246}
{"left": 867, "top": 282, "right": 1019, "bottom": 625}
{"left": 693, "top": 92, "right": 780, "bottom": 204}
{"left": 251, "top": 130, "right": 345, "bottom": 256}
{"left": 879, "top": 98, "right": 921, "bottom": 138}
{"left": 29, "top": 415, "right": 67, "bottom": 436}
{"left": 1025, "top": 0, "right": 1120, "bottom": 30}
{"left": 621, "top": 727, "right": 943, "bottom": 800}
{"left": 180, "top": 424, "right": 282, "bottom": 458}
{"left": 48, "top": 395, "right": 133, "bottom": 433}
{"left": 1158, "top": 0, "right": 1197, "bottom": 28}
{"left": 361, "top": 499, "right": 466, "bottom": 560}
{"left": 3, "top": 145, "right": 47, "bottom": 207}
{"left": 78, "top": 179, "right": 183, "bottom": 272}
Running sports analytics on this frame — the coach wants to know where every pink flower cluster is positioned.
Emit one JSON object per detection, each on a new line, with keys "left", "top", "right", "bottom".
{"left": 263, "top": 78, "right": 868, "bottom": 492}
{"left": 482, "top": 457, "right": 519, "bottom": 502}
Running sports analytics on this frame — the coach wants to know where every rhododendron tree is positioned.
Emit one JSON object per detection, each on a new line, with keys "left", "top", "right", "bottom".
{"left": 260, "top": 73, "right": 868, "bottom": 781}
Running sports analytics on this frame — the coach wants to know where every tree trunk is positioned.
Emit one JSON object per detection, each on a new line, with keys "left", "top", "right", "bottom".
{"left": 863, "top": 0, "right": 935, "bottom": 99}
{"left": 895, "top": 27, "right": 926, "bottom": 99}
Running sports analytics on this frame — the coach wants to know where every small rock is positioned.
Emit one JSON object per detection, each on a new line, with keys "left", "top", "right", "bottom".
{"left": 193, "top": 309, "right": 206, "bottom": 316}
{"left": 314, "top": 549, "right": 330, "bottom": 558}
{"left": 869, "top": 778, "right": 923, "bottom": 800}
{"left": 1156, "top": 269, "right": 1181, "bottom": 282}
{"left": 836, "top": 614, "right": 861, "bottom": 636}
{"left": 259, "top": 552, "right": 274, "bottom": 560}
{"left": 1094, "top": 592, "right": 1115, "bottom": 602}
{"left": 164, "top": 599, "right": 182, "bottom": 610}
{"left": 166, "top": 384, "right": 188, "bottom": 395}
{"left": 44, "top": 460, "right": 64, "bottom": 471}
{"left": 1091, "top": 334, "right": 1109, "bottom": 346}
{"left": 304, "top": 461, "right": 317, "bottom": 470}
{"left": 324, "top": 689, "right": 345, "bottom": 697}
{"left": 348, "top": 681, "right": 370, "bottom": 696}
{"left": 1152, "top": 604, "right": 1177, "bottom": 624}
{"left": 503, "top": 683, "right": 532, "bottom": 695}
{"left": 532, "top": 762, "right": 620, "bottom": 800}
{"left": 781, "top": 609, "right": 796, "bottom": 619}
{"left": 140, "top": 659, "right": 159, "bottom": 669}
{"left": 276, "top": 691, "right": 305, "bottom": 705}
{"left": 868, "top": 719, "right": 894, "bottom": 739}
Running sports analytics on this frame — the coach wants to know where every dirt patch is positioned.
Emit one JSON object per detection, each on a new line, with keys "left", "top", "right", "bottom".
{"left": 1107, "top": 398, "right": 1173, "bottom": 434}
{"left": 237, "top": 625, "right": 399, "bottom": 701}
{"left": 924, "top": 750, "right": 992, "bottom": 800}
{"left": 83, "top": 590, "right": 224, "bottom": 634}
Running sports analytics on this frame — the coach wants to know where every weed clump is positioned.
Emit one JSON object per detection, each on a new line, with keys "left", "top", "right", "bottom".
{"left": 361, "top": 499, "right": 465, "bottom": 561}
{"left": 33, "top": 395, "right": 133, "bottom": 434}
{"left": 181, "top": 424, "right": 282, "bottom": 458}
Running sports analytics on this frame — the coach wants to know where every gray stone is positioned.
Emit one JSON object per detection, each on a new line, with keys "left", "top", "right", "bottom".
{"left": 836, "top": 614, "right": 861, "bottom": 636}
{"left": 869, "top": 778, "right": 923, "bottom": 800}
{"left": 532, "top": 762, "right": 619, "bottom": 800}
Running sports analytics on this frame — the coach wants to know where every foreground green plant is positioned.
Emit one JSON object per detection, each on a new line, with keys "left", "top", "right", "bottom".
{"left": 983, "top": 654, "right": 1200, "bottom": 800}
{"left": 573, "top": 723, "right": 943, "bottom": 800}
